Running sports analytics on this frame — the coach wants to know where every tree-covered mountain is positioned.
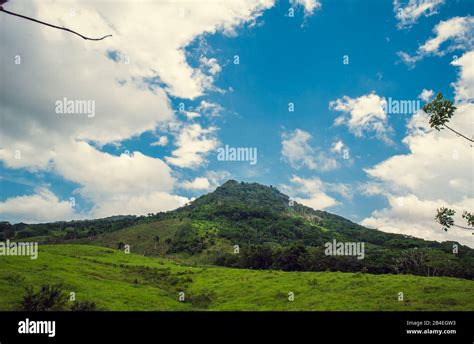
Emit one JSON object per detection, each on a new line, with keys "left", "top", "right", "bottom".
{"left": 1, "top": 180, "right": 473, "bottom": 279}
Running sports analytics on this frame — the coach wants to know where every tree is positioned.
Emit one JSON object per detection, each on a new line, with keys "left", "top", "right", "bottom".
{"left": 394, "top": 249, "right": 436, "bottom": 277}
{"left": 423, "top": 93, "right": 473, "bottom": 233}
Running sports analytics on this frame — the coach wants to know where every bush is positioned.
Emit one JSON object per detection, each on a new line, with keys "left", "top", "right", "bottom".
{"left": 71, "top": 301, "right": 97, "bottom": 311}
{"left": 20, "top": 284, "right": 69, "bottom": 311}
{"left": 190, "top": 289, "right": 215, "bottom": 308}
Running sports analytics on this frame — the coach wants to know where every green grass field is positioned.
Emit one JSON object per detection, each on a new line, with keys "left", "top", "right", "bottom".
{"left": 0, "top": 244, "right": 473, "bottom": 311}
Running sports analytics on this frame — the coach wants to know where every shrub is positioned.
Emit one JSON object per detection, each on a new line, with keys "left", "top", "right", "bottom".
{"left": 190, "top": 289, "right": 215, "bottom": 308}
{"left": 20, "top": 284, "right": 69, "bottom": 311}
{"left": 71, "top": 301, "right": 97, "bottom": 311}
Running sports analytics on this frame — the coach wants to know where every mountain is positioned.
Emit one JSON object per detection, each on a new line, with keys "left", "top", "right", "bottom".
{"left": 2, "top": 180, "right": 473, "bottom": 279}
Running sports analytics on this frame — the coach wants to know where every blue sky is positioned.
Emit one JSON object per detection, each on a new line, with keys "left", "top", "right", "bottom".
{"left": 0, "top": 0, "right": 473, "bottom": 246}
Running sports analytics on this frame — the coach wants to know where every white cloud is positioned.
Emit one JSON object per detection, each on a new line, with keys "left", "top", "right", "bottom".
{"left": 327, "top": 183, "right": 353, "bottom": 201}
{"left": 363, "top": 50, "right": 474, "bottom": 247}
{"left": 0, "top": 1, "right": 274, "bottom": 221}
{"left": 25, "top": 141, "right": 183, "bottom": 218}
{"left": 397, "top": 51, "right": 421, "bottom": 66}
{"left": 183, "top": 111, "right": 201, "bottom": 120}
{"left": 420, "top": 16, "right": 474, "bottom": 54}
{"left": 0, "top": 188, "right": 76, "bottom": 223}
{"left": 205, "top": 170, "right": 232, "bottom": 187}
{"left": 419, "top": 88, "right": 435, "bottom": 102}
{"left": 451, "top": 50, "right": 474, "bottom": 103}
{"left": 405, "top": 109, "right": 432, "bottom": 135}
{"left": 283, "top": 176, "right": 339, "bottom": 210}
{"left": 150, "top": 136, "right": 169, "bottom": 147}
{"left": 92, "top": 192, "right": 188, "bottom": 218}
{"left": 365, "top": 105, "right": 473, "bottom": 200}
{"left": 394, "top": 0, "right": 444, "bottom": 29}
{"left": 292, "top": 0, "right": 322, "bottom": 16}
{"left": 197, "top": 100, "right": 224, "bottom": 117}
{"left": 0, "top": 142, "right": 187, "bottom": 222}
{"left": 281, "top": 129, "right": 338, "bottom": 171}
{"left": 165, "top": 124, "right": 219, "bottom": 169}
{"left": 0, "top": 130, "right": 188, "bottom": 221}
{"left": 181, "top": 177, "right": 211, "bottom": 191}
{"left": 329, "top": 93, "right": 393, "bottom": 144}
{"left": 178, "top": 100, "right": 223, "bottom": 120}
{"left": 398, "top": 16, "right": 474, "bottom": 66}
{"left": 362, "top": 194, "right": 473, "bottom": 246}
{"left": 22, "top": 0, "right": 273, "bottom": 99}
{"left": 53, "top": 142, "right": 175, "bottom": 200}
{"left": 200, "top": 57, "right": 222, "bottom": 76}
{"left": 331, "top": 140, "right": 345, "bottom": 153}
{"left": 180, "top": 170, "right": 230, "bottom": 192}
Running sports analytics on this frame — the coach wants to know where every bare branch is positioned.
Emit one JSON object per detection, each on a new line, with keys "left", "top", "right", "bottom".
{"left": 0, "top": 8, "right": 112, "bottom": 41}
{"left": 444, "top": 124, "right": 474, "bottom": 143}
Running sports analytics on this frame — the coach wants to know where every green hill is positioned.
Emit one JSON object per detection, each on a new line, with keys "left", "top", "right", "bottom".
{"left": 1, "top": 180, "right": 473, "bottom": 311}
{"left": 3, "top": 180, "right": 473, "bottom": 280}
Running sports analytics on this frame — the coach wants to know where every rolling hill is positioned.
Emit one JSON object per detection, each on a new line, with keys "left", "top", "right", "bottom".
{"left": 1, "top": 180, "right": 473, "bottom": 311}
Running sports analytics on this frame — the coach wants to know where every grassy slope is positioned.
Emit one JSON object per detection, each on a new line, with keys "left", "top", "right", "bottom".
{"left": 72, "top": 219, "right": 233, "bottom": 265}
{"left": 82, "top": 219, "right": 181, "bottom": 255}
{"left": 0, "top": 244, "right": 473, "bottom": 311}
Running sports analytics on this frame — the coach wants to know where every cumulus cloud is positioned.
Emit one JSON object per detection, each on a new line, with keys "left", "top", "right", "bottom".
{"left": 419, "top": 89, "right": 435, "bottom": 102}
{"left": 329, "top": 93, "right": 393, "bottom": 144}
{"left": 181, "top": 177, "right": 212, "bottom": 191}
{"left": 150, "top": 136, "right": 169, "bottom": 147}
{"left": 180, "top": 100, "right": 224, "bottom": 120}
{"left": 165, "top": 124, "right": 219, "bottom": 169}
{"left": 451, "top": 50, "right": 474, "bottom": 103}
{"left": 282, "top": 176, "right": 339, "bottom": 210}
{"left": 281, "top": 129, "right": 338, "bottom": 171}
{"left": 182, "top": 111, "right": 201, "bottom": 120}
{"left": 362, "top": 50, "right": 474, "bottom": 247}
{"left": 200, "top": 57, "right": 222, "bottom": 76}
{"left": 292, "top": 0, "right": 322, "bottom": 16}
{"left": 393, "top": 0, "right": 445, "bottom": 29}
{"left": 0, "top": 1, "right": 274, "bottom": 221}
{"left": 398, "top": 16, "right": 474, "bottom": 66}
{"left": 0, "top": 188, "right": 76, "bottom": 223}
{"left": 420, "top": 16, "right": 474, "bottom": 54}
{"left": 362, "top": 194, "right": 473, "bottom": 246}
{"left": 331, "top": 140, "right": 345, "bottom": 153}
{"left": 92, "top": 192, "right": 188, "bottom": 218}
{"left": 180, "top": 170, "right": 230, "bottom": 192}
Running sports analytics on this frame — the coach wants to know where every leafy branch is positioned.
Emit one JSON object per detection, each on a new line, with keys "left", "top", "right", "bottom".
{"left": 435, "top": 208, "right": 473, "bottom": 232}
{"left": 423, "top": 92, "right": 473, "bottom": 143}
{"left": 423, "top": 93, "right": 473, "bottom": 234}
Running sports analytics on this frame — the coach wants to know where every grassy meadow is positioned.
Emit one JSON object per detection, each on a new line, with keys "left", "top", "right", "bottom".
{"left": 0, "top": 244, "right": 473, "bottom": 311}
